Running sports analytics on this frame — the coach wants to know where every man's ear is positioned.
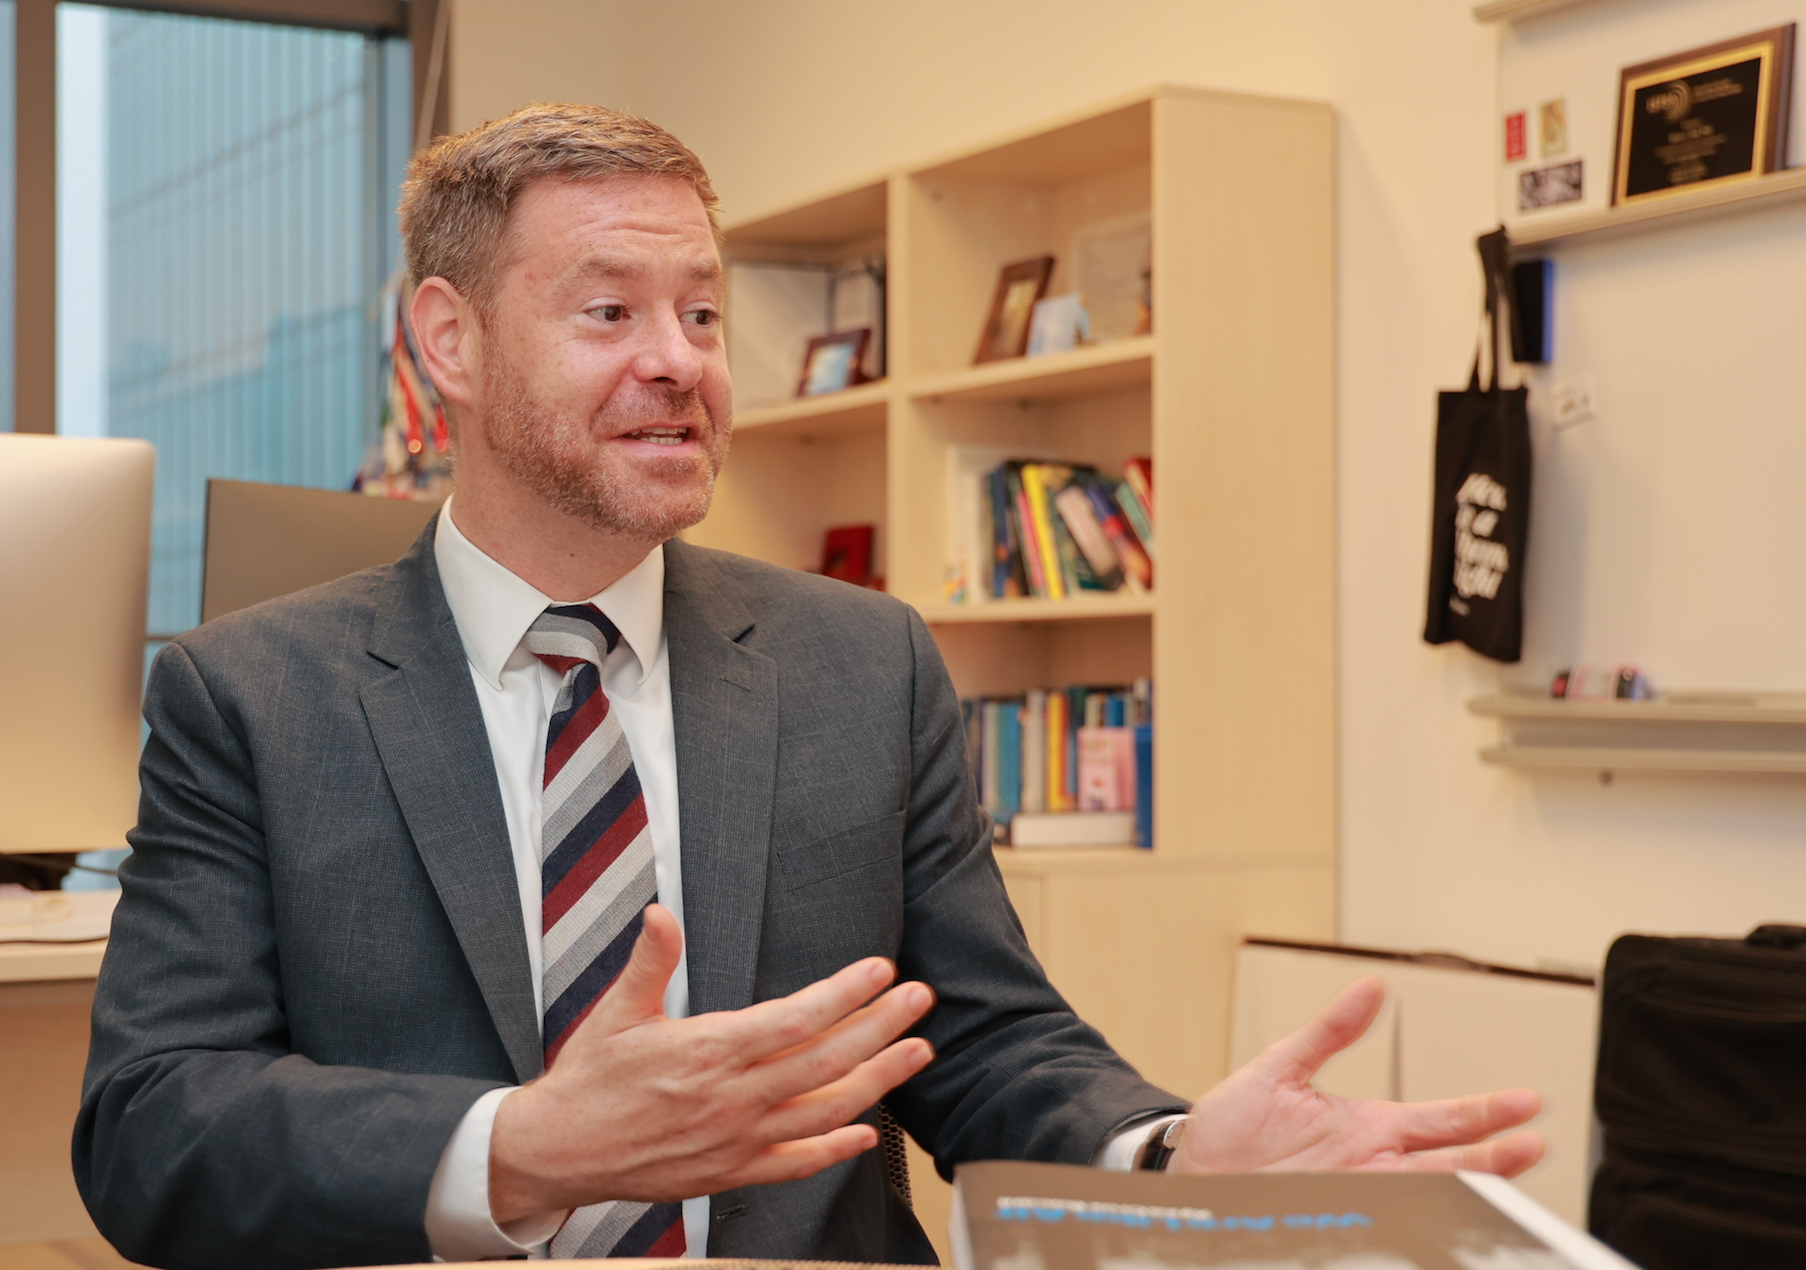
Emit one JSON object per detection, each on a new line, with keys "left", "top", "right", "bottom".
{"left": 410, "top": 276, "right": 481, "bottom": 409}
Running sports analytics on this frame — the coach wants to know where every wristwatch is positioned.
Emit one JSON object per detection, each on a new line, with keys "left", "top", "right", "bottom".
{"left": 1135, "top": 1116, "right": 1187, "bottom": 1171}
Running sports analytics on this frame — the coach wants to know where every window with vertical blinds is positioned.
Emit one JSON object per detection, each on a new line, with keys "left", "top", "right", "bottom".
{"left": 57, "top": 3, "right": 410, "bottom": 637}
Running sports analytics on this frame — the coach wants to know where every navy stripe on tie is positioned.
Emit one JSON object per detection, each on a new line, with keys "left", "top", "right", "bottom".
{"left": 543, "top": 906, "right": 645, "bottom": 1046}
{"left": 544, "top": 603, "right": 622, "bottom": 653}
{"left": 546, "top": 662, "right": 602, "bottom": 753}
{"left": 541, "top": 765, "right": 644, "bottom": 894}
{"left": 610, "top": 1201, "right": 685, "bottom": 1257}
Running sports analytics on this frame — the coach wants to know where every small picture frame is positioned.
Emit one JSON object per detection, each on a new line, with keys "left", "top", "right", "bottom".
{"left": 796, "top": 329, "right": 871, "bottom": 397}
{"left": 973, "top": 255, "right": 1055, "bottom": 364}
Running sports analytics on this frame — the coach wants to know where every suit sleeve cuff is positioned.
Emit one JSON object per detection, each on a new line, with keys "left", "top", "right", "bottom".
{"left": 425, "top": 1087, "right": 569, "bottom": 1260}
{"left": 1093, "top": 1112, "right": 1188, "bottom": 1171}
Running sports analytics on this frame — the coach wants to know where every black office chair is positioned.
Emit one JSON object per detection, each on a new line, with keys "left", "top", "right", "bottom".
{"left": 1591, "top": 926, "right": 1806, "bottom": 1268}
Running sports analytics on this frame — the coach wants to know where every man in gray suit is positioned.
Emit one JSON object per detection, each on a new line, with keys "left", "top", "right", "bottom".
{"left": 76, "top": 104, "right": 1541, "bottom": 1269}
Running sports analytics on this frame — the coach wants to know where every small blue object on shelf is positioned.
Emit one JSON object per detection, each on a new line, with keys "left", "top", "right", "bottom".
{"left": 1133, "top": 724, "right": 1153, "bottom": 848}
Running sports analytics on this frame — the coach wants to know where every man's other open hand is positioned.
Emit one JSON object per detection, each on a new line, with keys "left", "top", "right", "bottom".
{"left": 1171, "top": 976, "right": 1544, "bottom": 1177}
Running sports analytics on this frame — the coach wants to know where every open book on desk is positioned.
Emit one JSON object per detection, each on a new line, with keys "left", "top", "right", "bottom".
{"left": 951, "top": 1160, "right": 1638, "bottom": 1270}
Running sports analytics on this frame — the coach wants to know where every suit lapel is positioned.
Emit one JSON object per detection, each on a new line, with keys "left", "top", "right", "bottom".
{"left": 664, "top": 540, "right": 779, "bottom": 1018}
{"left": 359, "top": 523, "right": 544, "bottom": 1083}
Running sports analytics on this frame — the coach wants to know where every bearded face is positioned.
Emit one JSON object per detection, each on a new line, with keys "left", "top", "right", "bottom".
{"left": 479, "top": 335, "right": 731, "bottom": 542}
{"left": 449, "top": 176, "right": 737, "bottom": 546}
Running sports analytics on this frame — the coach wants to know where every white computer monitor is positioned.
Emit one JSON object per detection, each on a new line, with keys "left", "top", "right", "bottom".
{"left": 0, "top": 433, "right": 154, "bottom": 854}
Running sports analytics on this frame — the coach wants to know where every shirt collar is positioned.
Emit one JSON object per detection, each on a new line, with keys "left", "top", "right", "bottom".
{"left": 433, "top": 495, "right": 666, "bottom": 691}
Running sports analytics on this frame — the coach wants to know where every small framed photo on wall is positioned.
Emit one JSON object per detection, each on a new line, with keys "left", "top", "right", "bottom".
{"left": 796, "top": 329, "right": 871, "bottom": 397}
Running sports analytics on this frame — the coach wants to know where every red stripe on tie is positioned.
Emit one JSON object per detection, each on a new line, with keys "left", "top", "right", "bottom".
{"left": 644, "top": 1216, "right": 686, "bottom": 1257}
{"left": 544, "top": 687, "right": 609, "bottom": 787}
{"left": 542, "top": 798, "right": 650, "bottom": 929}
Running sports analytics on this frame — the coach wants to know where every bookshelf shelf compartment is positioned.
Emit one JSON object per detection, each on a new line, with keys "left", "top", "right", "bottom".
{"left": 919, "top": 594, "right": 1155, "bottom": 625}
{"left": 734, "top": 382, "right": 889, "bottom": 438}
{"left": 909, "top": 337, "right": 1154, "bottom": 406}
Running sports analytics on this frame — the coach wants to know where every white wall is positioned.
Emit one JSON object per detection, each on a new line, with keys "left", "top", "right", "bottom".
{"left": 451, "top": 0, "right": 1806, "bottom": 973}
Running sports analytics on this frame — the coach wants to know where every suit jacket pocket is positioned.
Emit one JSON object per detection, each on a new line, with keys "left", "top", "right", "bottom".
{"left": 777, "top": 809, "right": 906, "bottom": 894}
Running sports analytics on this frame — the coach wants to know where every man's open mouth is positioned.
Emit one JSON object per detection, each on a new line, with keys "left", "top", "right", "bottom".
{"left": 623, "top": 425, "right": 693, "bottom": 446}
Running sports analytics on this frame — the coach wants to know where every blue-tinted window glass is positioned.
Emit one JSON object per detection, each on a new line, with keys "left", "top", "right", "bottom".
{"left": 57, "top": 5, "right": 410, "bottom": 635}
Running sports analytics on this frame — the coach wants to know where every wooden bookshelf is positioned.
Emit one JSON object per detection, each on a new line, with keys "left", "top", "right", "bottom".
{"left": 688, "top": 85, "right": 1338, "bottom": 1125}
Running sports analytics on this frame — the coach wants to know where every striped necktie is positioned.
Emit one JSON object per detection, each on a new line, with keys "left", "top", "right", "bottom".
{"left": 523, "top": 603, "right": 685, "bottom": 1260}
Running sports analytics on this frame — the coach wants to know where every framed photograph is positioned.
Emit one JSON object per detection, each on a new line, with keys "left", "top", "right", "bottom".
{"left": 973, "top": 255, "right": 1055, "bottom": 364}
{"left": 1612, "top": 25, "right": 1795, "bottom": 207}
{"left": 1519, "top": 160, "right": 1583, "bottom": 212}
{"left": 796, "top": 328, "right": 870, "bottom": 397}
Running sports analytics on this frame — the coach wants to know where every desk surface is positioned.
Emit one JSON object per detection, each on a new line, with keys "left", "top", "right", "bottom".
{"left": 389, "top": 1262, "right": 923, "bottom": 1269}
{"left": 0, "top": 890, "right": 116, "bottom": 982}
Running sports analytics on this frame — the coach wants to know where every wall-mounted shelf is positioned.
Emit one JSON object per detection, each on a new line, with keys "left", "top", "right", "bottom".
{"left": 1473, "top": 0, "right": 1603, "bottom": 24}
{"left": 1513, "top": 168, "right": 1806, "bottom": 249}
{"left": 1469, "top": 693, "right": 1806, "bottom": 775}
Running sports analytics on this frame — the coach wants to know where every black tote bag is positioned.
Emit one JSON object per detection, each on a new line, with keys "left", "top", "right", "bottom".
{"left": 1423, "top": 228, "right": 1532, "bottom": 663}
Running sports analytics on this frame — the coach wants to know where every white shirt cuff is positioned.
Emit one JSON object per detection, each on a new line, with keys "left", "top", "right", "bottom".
{"left": 1093, "top": 1112, "right": 1188, "bottom": 1171}
{"left": 425, "top": 1087, "right": 569, "bottom": 1260}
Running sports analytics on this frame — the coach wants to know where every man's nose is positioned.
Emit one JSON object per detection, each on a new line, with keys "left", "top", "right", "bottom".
{"left": 634, "top": 311, "right": 704, "bottom": 391}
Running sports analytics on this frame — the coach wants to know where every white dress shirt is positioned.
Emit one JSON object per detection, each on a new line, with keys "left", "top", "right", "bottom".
{"left": 423, "top": 500, "right": 706, "bottom": 1260}
{"left": 418, "top": 499, "right": 1179, "bottom": 1261}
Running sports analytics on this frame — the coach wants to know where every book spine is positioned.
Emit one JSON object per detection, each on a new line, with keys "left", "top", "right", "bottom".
{"left": 1061, "top": 686, "right": 1076, "bottom": 805}
{"left": 1044, "top": 691, "right": 1067, "bottom": 811}
{"left": 1046, "top": 495, "right": 1093, "bottom": 593}
{"left": 1076, "top": 726, "right": 1122, "bottom": 810}
{"left": 1112, "top": 727, "right": 1137, "bottom": 810}
{"left": 999, "top": 703, "right": 1022, "bottom": 818}
{"left": 1134, "top": 722, "right": 1153, "bottom": 848}
{"left": 1008, "top": 465, "right": 1048, "bottom": 598}
{"left": 1021, "top": 689, "right": 1047, "bottom": 813}
{"left": 1054, "top": 484, "right": 1125, "bottom": 590}
{"left": 1116, "top": 480, "right": 1156, "bottom": 562}
{"left": 1125, "top": 455, "right": 1154, "bottom": 520}
{"left": 980, "top": 701, "right": 1001, "bottom": 814}
{"left": 987, "top": 467, "right": 1014, "bottom": 599}
{"left": 1019, "top": 464, "right": 1067, "bottom": 600}
{"left": 1085, "top": 481, "right": 1153, "bottom": 589}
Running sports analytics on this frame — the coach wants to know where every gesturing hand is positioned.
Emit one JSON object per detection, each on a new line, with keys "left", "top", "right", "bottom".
{"left": 1171, "top": 976, "right": 1544, "bottom": 1177}
{"left": 489, "top": 904, "right": 935, "bottom": 1224}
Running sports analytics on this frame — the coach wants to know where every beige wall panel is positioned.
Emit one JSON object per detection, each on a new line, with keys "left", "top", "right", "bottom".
{"left": 1151, "top": 94, "right": 1336, "bottom": 867}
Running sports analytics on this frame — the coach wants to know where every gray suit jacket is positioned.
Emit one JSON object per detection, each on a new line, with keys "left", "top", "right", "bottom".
{"left": 75, "top": 527, "right": 1184, "bottom": 1269}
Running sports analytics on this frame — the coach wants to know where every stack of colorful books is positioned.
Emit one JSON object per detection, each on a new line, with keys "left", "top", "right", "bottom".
{"left": 949, "top": 456, "right": 1153, "bottom": 604}
{"left": 963, "top": 680, "right": 1153, "bottom": 848}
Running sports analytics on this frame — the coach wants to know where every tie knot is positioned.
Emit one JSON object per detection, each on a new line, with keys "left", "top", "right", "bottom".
{"left": 523, "top": 603, "right": 621, "bottom": 673}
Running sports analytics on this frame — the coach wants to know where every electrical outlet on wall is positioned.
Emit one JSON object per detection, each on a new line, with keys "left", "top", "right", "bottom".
{"left": 1550, "top": 377, "right": 1596, "bottom": 428}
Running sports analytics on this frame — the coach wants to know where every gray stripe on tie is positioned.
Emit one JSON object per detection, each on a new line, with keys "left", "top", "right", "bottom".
{"left": 543, "top": 836, "right": 657, "bottom": 1004}
{"left": 551, "top": 1198, "right": 647, "bottom": 1259}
